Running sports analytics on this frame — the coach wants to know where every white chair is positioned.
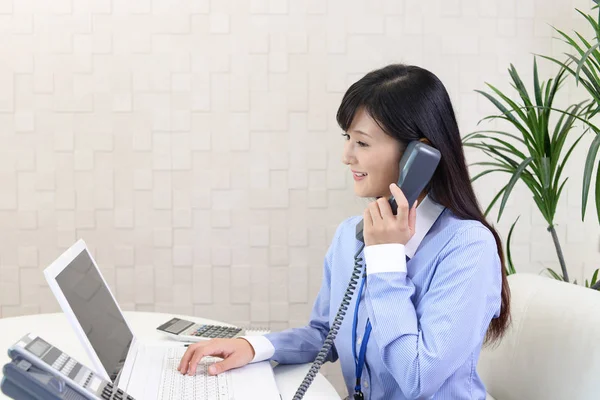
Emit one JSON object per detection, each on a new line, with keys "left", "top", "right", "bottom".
{"left": 478, "top": 273, "right": 600, "bottom": 400}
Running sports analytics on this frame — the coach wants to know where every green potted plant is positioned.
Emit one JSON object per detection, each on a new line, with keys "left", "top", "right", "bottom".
{"left": 540, "top": 3, "right": 600, "bottom": 225}
{"left": 463, "top": 59, "right": 600, "bottom": 289}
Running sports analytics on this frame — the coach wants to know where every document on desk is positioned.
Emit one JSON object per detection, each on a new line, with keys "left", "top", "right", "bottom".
{"left": 228, "top": 360, "right": 281, "bottom": 400}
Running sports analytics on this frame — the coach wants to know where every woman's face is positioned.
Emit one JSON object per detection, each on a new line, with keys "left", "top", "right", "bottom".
{"left": 341, "top": 107, "right": 404, "bottom": 199}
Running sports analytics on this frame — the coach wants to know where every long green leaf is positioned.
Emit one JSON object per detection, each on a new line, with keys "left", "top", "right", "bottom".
{"left": 508, "top": 64, "right": 533, "bottom": 109}
{"left": 510, "top": 86, "right": 540, "bottom": 146}
{"left": 573, "top": 31, "right": 600, "bottom": 77}
{"left": 576, "top": 42, "right": 600, "bottom": 85}
{"left": 551, "top": 103, "right": 585, "bottom": 169}
{"left": 544, "top": 267, "right": 564, "bottom": 281}
{"left": 564, "top": 57, "right": 600, "bottom": 106}
{"left": 469, "top": 163, "right": 543, "bottom": 196}
{"left": 596, "top": 159, "right": 600, "bottom": 225}
{"left": 478, "top": 143, "right": 520, "bottom": 167}
{"left": 591, "top": 268, "right": 599, "bottom": 286}
{"left": 471, "top": 161, "right": 513, "bottom": 168}
{"left": 536, "top": 67, "right": 569, "bottom": 156}
{"left": 481, "top": 146, "right": 543, "bottom": 192}
{"left": 582, "top": 134, "right": 600, "bottom": 220}
{"left": 553, "top": 27, "right": 587, "bottom": 57}
{"left": 470, "top": 163, "right": 538, "bottom": 191}
{"left": 576, "top": 8, "right": 600, "bottom": 42}
{"left": 544, "top": 75, "right": 553, "bottom": 107}
{"left": 531, "top": 105, "right": 600, "bottom": 135}
{"left": 565, "top": 54, "right": 600, "bottom": 97}
{"left": 506, "top": 216, "right": 520, "bottom": 275}
{"left": 478, "top": 115, "right": 539, "bottom": 155}
{"left": 481, "top": 136, "right": 528, "bottom": 160}
{"left": 553, "top": 132, "right": 586, "bottom": 191}
{"left": 463, "top": 130, "right": 526, "bottom": 144}
{"left": 480, "top": 147, "right": 545, "bottom": 189}
{"left": 556, "top": 178, "right": 569, "bottom": 207}
{"left": 497, "top": 157, "right": 534, "bottom": 221}
{"left": 482, "top": 83, "right": 536, "bottom": 131}
{"left": 477, "top": 86, "right": 529, "bottom": 131}
{"left": 550, "top": 108, "right": 569, "bottom": 161}
{"left": 466, "top": 140, "right": 527, "bottom": 163}
{"left": 484, "top": 184, "right": 508, "bottom": 217}
{"left": 545, "top": 67, "right": 568, "bottom": 117}
{"left": 533, "top": 58, "right": 543, "bottom": 108}
{"left": 480, "top": 146, "right": 519, "bottom": 169}
{"left": 466, "top": 145, "right": 520, "bottom": 168}
{"left": 538, "top": 55, "right": 600, "bottom": 105}
{"left": 471, "top": 168, "right": 512, "bottom": 182}
{"left": 549, "top": 178, "right": 569, "bottom": 221}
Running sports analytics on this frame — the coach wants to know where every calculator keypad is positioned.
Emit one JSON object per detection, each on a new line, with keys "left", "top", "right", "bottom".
{"left": 192, "top": 325, "right": 242, "bottom": 338}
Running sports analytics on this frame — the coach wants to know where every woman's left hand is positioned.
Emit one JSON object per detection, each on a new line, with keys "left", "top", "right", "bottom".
{"left": 363, "top": 183, "right": 418, "bottom": 246}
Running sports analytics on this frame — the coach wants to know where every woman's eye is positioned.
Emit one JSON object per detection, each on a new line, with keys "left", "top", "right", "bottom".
{"left": 341, "top": 133, "right": 368, "bottom": 147}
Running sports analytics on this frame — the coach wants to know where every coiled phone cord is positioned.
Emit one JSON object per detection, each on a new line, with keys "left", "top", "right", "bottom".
{"left": 292, "top": 242, "right": 366, "bottom": 400}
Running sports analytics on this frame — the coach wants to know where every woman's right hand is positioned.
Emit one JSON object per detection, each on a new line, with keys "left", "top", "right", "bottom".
{"left": 177, "top": 338, "right": 255, "bottom": 376}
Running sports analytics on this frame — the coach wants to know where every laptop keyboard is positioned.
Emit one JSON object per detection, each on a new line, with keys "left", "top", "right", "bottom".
{"left": 157, "top": 347, "right": 232, "bottom": 400}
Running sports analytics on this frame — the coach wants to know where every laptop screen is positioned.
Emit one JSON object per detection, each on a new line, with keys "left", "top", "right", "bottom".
{"left": 55, "top": 250, "right": 133, "bottom": 381}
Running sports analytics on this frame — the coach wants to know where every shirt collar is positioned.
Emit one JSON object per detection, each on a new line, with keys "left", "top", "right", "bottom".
{"left": 404, "top": 195, "right": 446, "bottom": 259}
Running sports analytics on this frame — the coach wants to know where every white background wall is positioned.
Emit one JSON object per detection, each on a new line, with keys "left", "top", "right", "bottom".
{"left": 0, "top": 0, "right": 598, "bottom": 395}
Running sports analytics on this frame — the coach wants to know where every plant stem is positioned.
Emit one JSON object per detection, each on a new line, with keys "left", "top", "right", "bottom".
{"left": 547, "top": 224, "right": 569, "bottom": 282}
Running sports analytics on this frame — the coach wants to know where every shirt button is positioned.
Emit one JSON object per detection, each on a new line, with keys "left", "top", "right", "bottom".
{"left": 357, "top": 337, "right": 362, "bottom": 345}
{"left": 363, "top": 380, "right": 369, "bottom": 388}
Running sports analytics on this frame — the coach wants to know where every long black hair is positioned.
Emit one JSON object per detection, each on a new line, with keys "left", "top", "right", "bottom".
{"left": 336, "top": 64, "right": 510, "bottom": 345}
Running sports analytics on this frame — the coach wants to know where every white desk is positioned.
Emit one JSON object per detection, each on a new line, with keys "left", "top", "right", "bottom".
{"left": 0, "top": 311, "right": 341, "bottom": 400}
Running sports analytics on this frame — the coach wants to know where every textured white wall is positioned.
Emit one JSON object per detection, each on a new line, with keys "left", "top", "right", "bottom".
{"left": 0, "top": 0, "right": 598, "bottom": 395}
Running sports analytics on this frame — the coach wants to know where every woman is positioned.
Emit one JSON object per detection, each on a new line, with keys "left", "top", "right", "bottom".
{"left": 178, "top": 64, "right": 510, "bottom": 400}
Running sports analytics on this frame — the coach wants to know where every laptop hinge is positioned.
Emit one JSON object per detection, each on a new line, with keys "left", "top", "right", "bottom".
{"left": 116, "top": 337, "right": 139, "bottom": 389}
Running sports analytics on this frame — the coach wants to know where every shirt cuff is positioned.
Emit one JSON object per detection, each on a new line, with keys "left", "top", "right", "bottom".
{"left": 364, "top": 243, "right": 407, "bottom": 275}
{"left": 239, "top": 335, "right": 275, "bottom": 363}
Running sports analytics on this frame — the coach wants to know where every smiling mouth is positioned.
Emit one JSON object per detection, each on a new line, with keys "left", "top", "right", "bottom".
{"left": 353, "top": 171, "right": 367, "bottom": 181}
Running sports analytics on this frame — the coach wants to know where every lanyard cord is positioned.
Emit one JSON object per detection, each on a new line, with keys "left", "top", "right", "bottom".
{"left": 351, "top": 274, "right": 365, "bottom": 361}
{"left": 352, "top": 273, "right": 371, "bottom": 399}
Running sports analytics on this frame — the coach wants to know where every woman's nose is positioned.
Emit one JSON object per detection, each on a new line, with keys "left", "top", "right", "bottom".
{"left": 342, "top": 142, "right": 354, "bottom": 165}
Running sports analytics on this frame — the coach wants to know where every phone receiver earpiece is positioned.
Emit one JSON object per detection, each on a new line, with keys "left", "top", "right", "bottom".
{"left": 354, "top": 141, "right": 440, "bottom": 243}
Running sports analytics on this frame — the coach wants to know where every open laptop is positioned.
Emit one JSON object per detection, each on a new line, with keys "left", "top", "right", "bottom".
{"left": 43, "top": 239, "right": 281, "bottom": 400}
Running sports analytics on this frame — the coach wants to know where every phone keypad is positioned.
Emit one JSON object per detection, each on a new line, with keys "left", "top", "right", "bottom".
{"left": 51, "top": 353, "right": 69, "bottom": 371}
{"left": 61, "top": 358, "right": 77, "bottom": 376}
{"left": 101, "top": 382, "right": 135, "bottom": 400}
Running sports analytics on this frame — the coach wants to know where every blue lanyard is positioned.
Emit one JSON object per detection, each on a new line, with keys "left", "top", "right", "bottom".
{"left": 352, "top": 273, "right": 372, "bottom": 397}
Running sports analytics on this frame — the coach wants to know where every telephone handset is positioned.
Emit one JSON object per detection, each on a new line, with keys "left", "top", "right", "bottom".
{"left": 292, "top": 140, "right": 441, "bottom": 400}
{"left": 1, "top": 333, "right": 135, "bottom": 400}
{"left": 355, "top": 141, "right": 442, "bottom": 242}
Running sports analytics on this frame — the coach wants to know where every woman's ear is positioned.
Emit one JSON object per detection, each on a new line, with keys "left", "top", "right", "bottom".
{"left": 419, "top": 137, "right": 432, "bottom": 146}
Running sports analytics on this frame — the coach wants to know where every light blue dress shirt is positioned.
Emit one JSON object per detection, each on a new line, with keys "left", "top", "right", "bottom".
{"left": 246, "top": 197, "right": 502, "bottom": 399}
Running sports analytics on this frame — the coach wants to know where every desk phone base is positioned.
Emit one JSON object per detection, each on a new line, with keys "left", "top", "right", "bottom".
{"left": 1, "top": 333, "right": 135, "bottom": 400}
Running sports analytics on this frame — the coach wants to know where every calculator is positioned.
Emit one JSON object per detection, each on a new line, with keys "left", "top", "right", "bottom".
{"left": 156, "top": 317, "right": 243, "bottom": 342}
{"left": 2, "top": 333, "right": 135, "bottom": 400}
